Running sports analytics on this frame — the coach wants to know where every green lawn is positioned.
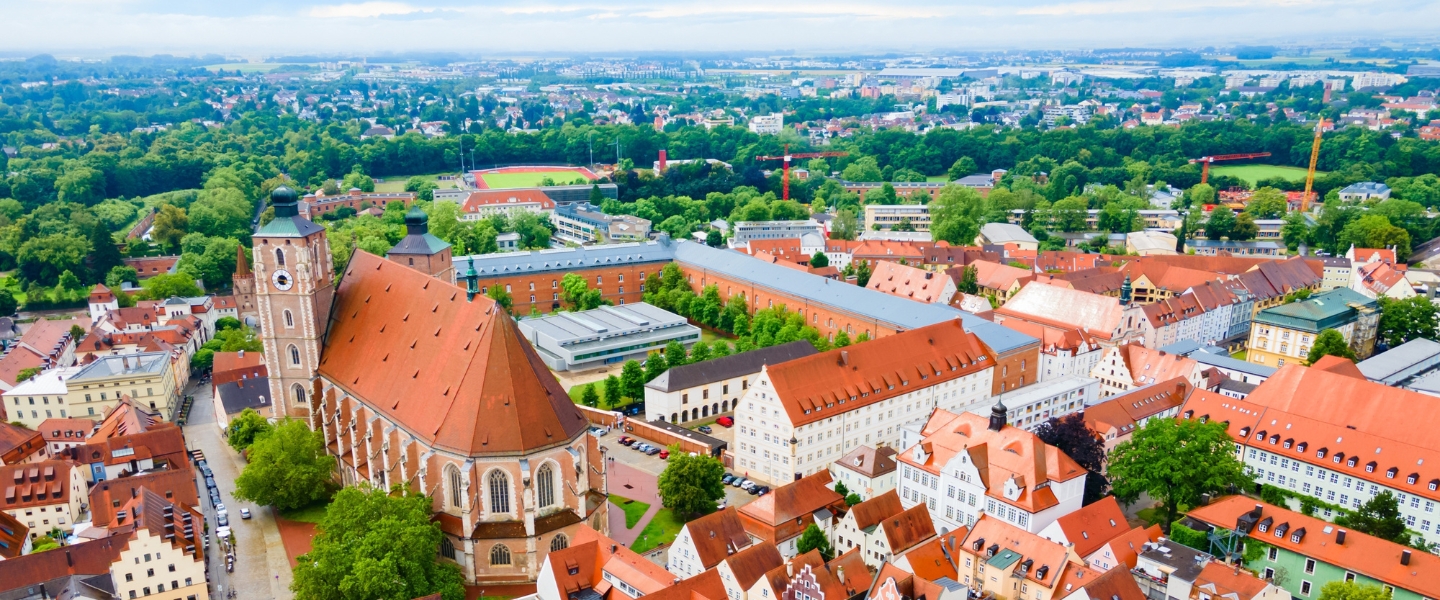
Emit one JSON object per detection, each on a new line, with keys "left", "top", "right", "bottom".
{"left": 567, "top": 379, "right": 639, "bottom": 411}
{"left": 1210, "top": 164, "right": 1320, "bottom": 185}
{"left": 926, "top": 175, "right": 951, "bottom": 183}
{"left": 1231, "top": 349, "right": 1248, "bottom": 361}
{"left": 0, "top": 277, "right": 27, "bottom": 305}
{"left": 374, "top": 173, "right": 458, "bottom": 193}
{"left": 699, "top": 330, "right": 732, "bottom": 345}
{"left": 279, "top": 500, "right": 329, "bottom": 524}
{"left": 609, "top": 494, "right": 651, "bottom": 529}
{"left": 630, "top": 507, "right": 684, "bottom": 553}
{"left": 481, "top": 171, "right": 593, "bottom": 189}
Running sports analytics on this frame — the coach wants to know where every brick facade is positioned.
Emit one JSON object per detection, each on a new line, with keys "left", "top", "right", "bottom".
{"left": 469, "top": 261, "right": 670, "bottom": 314}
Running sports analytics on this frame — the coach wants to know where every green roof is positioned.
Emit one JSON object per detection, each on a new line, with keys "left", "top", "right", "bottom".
{"left": 987, "top": 548, "right": 1023, "bottom": 569}
{"left": 1254, "top": 287, "right": 1377, "bottom": 333}
{"left": 256, "top": 215, "right": 325, "bottom": 238}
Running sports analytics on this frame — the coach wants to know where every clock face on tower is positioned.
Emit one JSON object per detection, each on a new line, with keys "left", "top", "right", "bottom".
{"left": 272, "top": 269, "right": 294, "bottom": 291}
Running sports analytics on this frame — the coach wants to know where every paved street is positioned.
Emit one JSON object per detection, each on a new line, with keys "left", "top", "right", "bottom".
{"left": 183, "top": 379, "right": 295, "bottom": 600}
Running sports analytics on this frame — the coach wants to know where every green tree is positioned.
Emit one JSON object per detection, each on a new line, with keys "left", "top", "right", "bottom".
{"left": 105, "top": 266, "right": 139, "bottom": 289}
{"left": 151, "top": 205, "right": 188, "bottom": 252}
{"left": 1108, "top": 417, "right": 1249, "bottom": 528}
{"left": 845, "top": 493, "right": 862, "bottom": 506}
{"left": 233, "top": 419, "right": 336, "bottom": 510}
{"left": 948, "top": 156, "right": 979, "bottom": 180}
{"left": 1051, "top": 196, "right": 1089, "bottom": 232}
{"left": 190, "top": 348, "right": 215, "bottom": 372}
{"left": 809, "top": 251, "right": 829, "bottom": 268}
{"left": 1244, "top": 187, "right": 1289, "bottom": 219}
{"left": 1338, "top": 214, "right": 1411, "bottom": 260}
{"left": 665, "top": 340, "right": 688, "bottom": 369}
{"left": 833, "top": 481, "right": 849, "bottom": 496}
{"left": 620, "top": 360, "right": 646, "bottom": 400}
{"left": 189, "top": 187, "right": 252, "bottom": 240}
{"left": 215, "top": 316, "right": 243, "bottom": 331}
{"left": 1306, "top": 329, "right": 1356, "bottom": 364}
{"left": 405, "top": 177, "right": 439, "bottom": 201}
{"left": 1205, "top": 205, "right": 1237, "bottom": 240}
{"left": 1231, "top": 212, "right": 1259, "bottom": 241}
{"left": 1377, "top": 296, "right": 1440, "bottom": 348}
{"left": 833, "top": 330, "right": 852, "bottom": 347}
{"left": 580, "top": 384, "right": 599, "bottom": 408}
{"left": 656, "top": 449, "right": 726, "bottom": 518}
{"left": 931, "top": 185, "right": 984, "bottom": 244}
{"left": 689, "top": 341, "right": 711, "bottom": 363}
{"left": 1186, "top": 183, "right": 1216, "bottom": 209}
{"left": 1280, "top": 212, "right": 1312, "bottom": 251}
{"left": 56, "top": 166, "right": 106, "bottom": 205}
{"left": 0, "top": 290, "right": 16, "bottom": 316}
{"left": 227, "top": 408, "right": 274, "bottom": 451}
{"left": 560, "top": 273, "right": 605, "bottom": 311}
{"left": 841, "top": 157, "right": 883, "bottom": 182}
{"left": 795, "top": 524, "right": 834, "bottom": 561}
{"left": 487, "top": 285, "right": 513, "bottom": 313}
{"left": 17, "top": 233, "right": 90, "bottom": 286}
{"left": 341, "top": 171, "right": 375, "bottom": 193}
{"left": 88, "top": 222, "right": 124, "bottom": 283}
{"left": 831, "top": 208, "right": 860, "bottom": 241}
{"left": 291, "top": 486, "right": 466, "bottom": 600}
{"left": 16, "top": 366, "right": 42, "bottom": 383}
{"left": 1340, "top": 491, "right": 1409, "bottom": 543}
{"left": 57, "top": 270, "right": 81, "bottom": 293}
{"left": 1317, "top": 582, "right": 1390, "bottom": 600}
{"left": 141, "top": 273, "right": 202, "bottom": 299}
{"left": 603, "top": 375, "right": 623, "bottom": 408}
{"left": 958, "top": 264, "right": 979, "bottom": 294}
{"left": 706, "top": 229, "right": 724, "bottom": 247}
{"left": 644, "top": 351, "right": 668, "bottom": 381}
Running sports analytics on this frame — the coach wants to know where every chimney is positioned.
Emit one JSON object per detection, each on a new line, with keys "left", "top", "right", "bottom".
{"left": 787, "top": 562, "right": 793, "bottom": 577}
{"left": 839, "top": 351, "right": 849, "bottom": 366}
{"left": 238, "top": 349, "right": 244, "bottom": 358}
{"left": 1402, "top": 550, "right": 1411, "bottom": 565}
{"left": 1336, "top": 530, "right": 1346, "bottom": 545}
{"left": 66, "top": 549, "right": 73, "bottom": 567}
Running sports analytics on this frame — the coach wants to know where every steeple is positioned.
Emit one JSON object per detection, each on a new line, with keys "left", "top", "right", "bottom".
{"left": 464, "top": 257, "right": 479, "bottom": 302}
{"left": 1120, "top": 274, "right": 1132, "bottom": 305}
{"left": 235, "top": 243, "right": 251, "bottom": 277}
{"left": 386, "top": 206, "right": 453, "bottom": 280}
{"left": 988, "top": 399, "right": 1008, "bottom": 432}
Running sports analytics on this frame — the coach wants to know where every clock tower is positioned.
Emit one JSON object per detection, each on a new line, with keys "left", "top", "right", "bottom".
{"left": 253, "top": 186, "right": 334, "bottom": 418}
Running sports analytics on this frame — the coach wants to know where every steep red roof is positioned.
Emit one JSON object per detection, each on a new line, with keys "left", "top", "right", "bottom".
{"left": 900, "top": 410, "right": 1085, "bottom": 513}
{"left": 89, "top": 467, "right": 198, "bottom": 527}
{"left": 1046, "top": 496, "right": 1129, "bottom": 558}
{"left": 0, "top": 511, "right": 26, "bottom": 559}
{"left": 319, "top": 251, "right": 589, "bottom": 456}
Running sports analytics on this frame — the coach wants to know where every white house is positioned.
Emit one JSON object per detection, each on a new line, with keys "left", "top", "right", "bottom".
{"left": 828, "top": 445, "right": 898, "bottom": 502}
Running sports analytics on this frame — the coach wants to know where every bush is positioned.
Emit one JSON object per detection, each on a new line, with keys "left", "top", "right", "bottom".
{"left": 1169, "top": 521, "right": 1209, "bottom": 552}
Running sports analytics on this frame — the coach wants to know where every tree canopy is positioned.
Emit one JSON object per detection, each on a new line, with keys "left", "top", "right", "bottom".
{"left": 234, "top": 419, "right": 337, "bottom": 511}
{"left": 656, "top": 448, "right": 726, "bottom": 519}
{"left": 1108, "top": 417, "right": 1249, "bottom": 528}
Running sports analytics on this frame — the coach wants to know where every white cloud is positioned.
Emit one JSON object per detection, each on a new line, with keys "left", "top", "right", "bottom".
{"left": 308, "top": 2, "right": 426, "bottom": 18}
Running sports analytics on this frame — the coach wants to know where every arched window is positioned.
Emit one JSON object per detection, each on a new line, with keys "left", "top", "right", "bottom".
{"left": 284, "top": 310, "right": 294, "bottom": 328}
{"left": 490, "top": 544, "right": 511, "bottom": 566}
{"left": 447, "top": 465, "right": 463, "bottom": 509}
{"left": 537, "top": 463, "right": 555, "bottom": 508}
{"left": 551, "top": 534, "right": 569, "bottom": 552}
{"left": 488, "top": 470, "right": 510, "bottom": 515}
{"left": 289, "top": 345, "right": 301, "bottom": 366}
{"left": 440, "top": 537, "right": 456, "bottom": 560}
{"left": 275, "top": 248, "right": 286, "bottom": 267}
{"left": 292, "top": 384, "right": 307, "bottom": 405}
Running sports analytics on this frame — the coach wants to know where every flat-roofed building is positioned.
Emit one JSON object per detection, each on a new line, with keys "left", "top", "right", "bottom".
{"left": 977, "top": 223, "right": 1038, "bottom": 251}
{"left": 865, "top": 204, "right": 932, "bottom": 232}
{"left": 644, "top": 340, "right": 817, "bottom": 424}
{"left": 518, "top": 303, "right": 700, "bottom": 371}
{"left": 1356, "top": 338, "right": 1440, "bottom": 386}
{"left": 730, "top": 220, "right": 824, "bottom": 245}
{"left": 550, "top": 202, "right": 651, "bottom": 244}
{"left": 969, "top": 375, "right": 1098, "bottom": 431}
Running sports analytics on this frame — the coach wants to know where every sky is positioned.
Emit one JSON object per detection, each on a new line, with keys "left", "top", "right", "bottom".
{"left": 2, "top": 0, "right": 1438, "bottom": 57}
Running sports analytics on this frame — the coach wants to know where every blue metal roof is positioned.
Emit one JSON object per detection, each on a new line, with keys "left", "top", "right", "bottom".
{"left": 671, "top": 241, "right": 1036, "bottom": 353}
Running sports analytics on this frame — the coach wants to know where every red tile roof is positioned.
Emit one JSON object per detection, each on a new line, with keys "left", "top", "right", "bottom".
{"left": 1188, "top": 496, "right": 1440, "bottom": 598}
{"left": 900, "top": 410, "right": 1085, "bottom": 513}
{"left": 0, "top": 422, "right": 44, "bottom": 464}
{"left": 1045, "top": 496, "right": 1129, "bottom": 558}
{"left": 0, "top": 510, "right": 26, "bottom": 559}
{"left": 679, "top": 506, "right": 752, "bottom": 571}
{"left": 1083, "top": 378, "right": 1192, "bottom": 439}
{"left": 867, "top": 261, "right": 954, "bottom": 303}
{"left": 1115, "top": 343, "right": 1202, "bottom": 388}
{"left": 0, "top": 460, "right": 77, "bottom": 510}
{"left": 461, "top": 189, "right": 556, "bottom": 213}
{"left": 318, "top": 251, "right": 589, "bottom": 456}
{"left": 763, "top": 319, "right": 995, "bottom": 428}
{"left": 89, "top": 467, "right": 198, "bottom": 527}
{"left": 0, "top": 535, "right": 126, "bottom": 587}
{"left": 738, "top": 471, "right": 845, "bottom": 545}
{"left": 212, "top": 350, "right": 267, "bottom": 386}
{"left": 960, "top": 515, "right": 1076, "bottom": 589}
{"left": 1192, "top": 561, "right": 1276, "bottom": 600}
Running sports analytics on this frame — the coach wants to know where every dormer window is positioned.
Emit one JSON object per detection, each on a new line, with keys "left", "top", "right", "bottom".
{"left": 1240, "top": 427, "right": 1251, "bottom": 437}
{"left": 1365, "top": 462, "right": 1376, "bottom": 473}
{"left": 1317, "top": 448, "right": 1328, "bottom": 459}
{"left": 1407, "top": 474, "right": 1418, "bottom": 485}
{"left": 1333, "top": 452, "right": 1345, "bottom": 464}
{"left": 1283, "top": 439, "right": 1293, "bottom": 449}
{"left": 1347, "top": 457, "right": 1359, "bottom": 468}
{"left": 1269, "top": 435, "right": 1280, "bottom": 445}
{"left": 1255, "top": 430, "right": 1267, "bottom": 440}
{"left": 1430, "top": 479, "right": 1439, "bottom": 491}
{"left": 1297, "top": 442, "right": 1308, "bottom": 453}
{"left": 1386, "top": 467, "right": 1398, "bottom": 479}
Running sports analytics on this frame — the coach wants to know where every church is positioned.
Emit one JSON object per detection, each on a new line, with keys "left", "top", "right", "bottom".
{"left": 241, "top": 187, "right": 609, "bottom": 584}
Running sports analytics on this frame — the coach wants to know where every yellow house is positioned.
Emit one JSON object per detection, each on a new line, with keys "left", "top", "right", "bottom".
{"left": 1247, "top": 287, "right": 1379, "bottom": 367}
{"left": 65, "top": 353, "right": 179, "bottom": 422}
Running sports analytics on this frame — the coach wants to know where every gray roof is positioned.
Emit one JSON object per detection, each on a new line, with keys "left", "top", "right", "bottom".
{"left": 1159, "top": 340, "right": 1277, "bottom": 378}
{"left": 979, "top": 222, "right": 1037, "bottom": 245}
{"left": 454, "top": 239, "right": 675, "bottom": 277}
{"left": 645, "top": 341, "right": 818, "bottom": 393}
{"left": 521, "top": 303, "right": 689, "bottom": 346}
{"left": 1216, "top": 378, "right": 1257, "bottom": 394}
{"left": 388, "top": 232, "right": 451, "bottom": 255}
{"left": 1186, "top": 240, "right": 1283, "bottom": 249}
{"left": 1340, "top": 181, "right": 1390, "bottom": 194}
{"left": 216, "top": 378, "right": 272, "bottom": 416}
{"left": 671, "top": 241, "right": 1036, "bottom": 353}
{"left": 645, "top": 419, "right": 727, "bottom": 452}
{"left": 1357, "top": 338, "right": 1440, "bottom": 382}
{"left": 71, "top": 352, "right": 170, "bottom": 381}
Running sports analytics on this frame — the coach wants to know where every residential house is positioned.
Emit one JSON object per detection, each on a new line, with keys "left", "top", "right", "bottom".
{"left": 535, "top": 526, "right": 675, "bottom": 600}
{"left": 459, "top": 189, "right": 556, "bottom": 220}
{"left": 736, "top": 472, "right": 846, "bottom": 557}
{"left": 0, "top": 317, "right": 83, "bottom": 393}
{"left": 669, "top": 506, "right": 752, "bottom": 580}
{"left": 715, "top": 541, "right": 785, "bottom": 600}
{"left": 897, "top": 406, "right": 1087, "bottom": 535}
{"left": 1132, "top": 540, "right": 1212, "bottom": 600}
{"left": 0, "top": 422, "right": 46, "bottom": 466}
{"left": 1082, "top": 378, "right": 1193, "bottom": 452}
{"left": 0, "top": 461, "right": 88, "bottom": 536}
{"left": 61, "top": 353, "right": 181, "bottom": 423}
{"left": 996, "top": 321, "right": 1106, "bottom": 384}
{"left": 2, "top": 366, "right": 83, "bottom": 429}
{"left": 746, "top": 548, "right": 871, "bottom": 600}
{"left": 1188, "top": 561, "right": 1288, "bottom": 600}
{"left": 977, "top": 224, "right": 1039, "bottom": 251}
{"left": 1246, "top": 287, "right": 1379, "bottom": 367}
{"left": 952, "top": 514, "right": 1096, "bottom": 600}
{"left": 1337, "top": 182, "right": 1391, "bottom": 201}
{"left": 865, "top": 204, "right": 932, "bottom": 233}
{"left": 867, "top": 261, "right": 957, "bottom": 304}
{"left": 967, "top": 261, "right": 1033, "bottom": 304}
{"left": 992, "top": 283, "right": 1145, "bottom": 352}
{"left": 732, "top": 320, "right": 999, "bottom": 486}
{"left": 1187, "top": 497, "right": 1439, "bottom": 600}
{"left": 830, "top": 490, "right": 938, "bottom": 569}
{"left": 829, "top": 445, "right": 898, "bottom": 502}
{"left": 1090, "top": 343, "right": 1204, "bottom": 398}
{"left": 1038, "top": 497, "right": 1142, "bottom": 570}
{"left": 86, "top": 467, "right": 198, "bottom": 529}
{"left": 1352, "top": 260, "right": 1413, "bottom": 300}
{"left": 1158, "top": 341, "right": 1275, "bottom": 386}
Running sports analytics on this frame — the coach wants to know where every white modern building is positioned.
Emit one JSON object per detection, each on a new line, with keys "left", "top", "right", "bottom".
{"left": 748, "top": 114, "right": 784, "bottom": 134}
{"left": 966, "top": 375, "right": 1099, "bottom": 431}
{"left": 517, "top": 303, "right": 700, "bottom": 371}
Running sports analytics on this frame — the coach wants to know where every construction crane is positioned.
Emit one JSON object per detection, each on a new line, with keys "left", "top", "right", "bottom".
{"left": 753, "top": 144, "right": 848, "bottom": 202}
{"left": 1189, "top": 152, "right": 1273, "bottom": 184}
{"left": 1301, "top": 120, "right": 1329, "bottom": 213}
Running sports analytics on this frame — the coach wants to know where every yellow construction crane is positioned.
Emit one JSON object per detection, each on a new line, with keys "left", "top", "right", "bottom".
{"left": 1301, "top": 119, "right": 1328, "bottom": 213}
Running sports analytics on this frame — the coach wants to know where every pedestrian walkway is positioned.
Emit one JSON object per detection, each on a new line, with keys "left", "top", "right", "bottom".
{"left": 606, "top": 462, "right": 662, "bottom": 547}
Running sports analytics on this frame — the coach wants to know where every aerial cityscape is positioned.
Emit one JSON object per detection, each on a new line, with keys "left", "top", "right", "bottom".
{"left": 0, "top": 5, "right": 1438, "bottom": 600}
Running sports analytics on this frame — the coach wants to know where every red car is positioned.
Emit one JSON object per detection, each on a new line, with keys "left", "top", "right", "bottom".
{"left": 618, "top": 436, "right": 633, "bottom": 446}
{"left": 715, "top": 416, "right": 734, "bottom": 428}
{"left": 659, "top": 449, "right": 670, "bottom": 459}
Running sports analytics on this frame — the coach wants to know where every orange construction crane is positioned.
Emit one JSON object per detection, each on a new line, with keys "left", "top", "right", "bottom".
{"left": 1189, "top": 152, "right": 1273, "bottom": 184}
{"left": 1301, "top": 120, "right": 1329, "bottom": 213}
{"left": 754, "top": 144, "right": 848, "bottom": 201}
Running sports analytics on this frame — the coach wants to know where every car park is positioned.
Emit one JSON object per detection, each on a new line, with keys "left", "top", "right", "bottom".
{"left": 645, "top": 447, "right": 660, "bottom": 456}
{"left": 240, "top": 508, "right": 252, "bottom": 520}
{"left": 722, "top": 474, "right": 735, "bottom": 485}
{"left": 732, "top": 478, "right": 747, "bottom": 488}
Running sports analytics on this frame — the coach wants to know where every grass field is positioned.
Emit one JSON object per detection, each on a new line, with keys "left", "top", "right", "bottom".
{"left": 482, "top": 171, "right": 593, "bottom": 189}
{"left": 567, "top": 379, "right": 639, "bottom": 411}
{"left": 1209, "top": 164, "right": 1319, "bottom": 184}
{"left": 279, "top": 500, "right": 330, "bottom": 524}
{"left": 631, "top": 507, "right": 684, "bottom": 553}
{"left": 373, "top": 173, "right": 457, "bottom": 193}
{"left": 609, "top": 495, "right": 651, "bottom": 529}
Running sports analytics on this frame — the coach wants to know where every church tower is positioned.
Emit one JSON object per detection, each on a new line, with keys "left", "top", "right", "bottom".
{"left": 253, "top": 186, "right": 335, "bottom": 418}
{"left": 232, "top": 242, "right": 259, "bottom": 327}
{"left": 385, "top": 207, "right": 454, "bottom": 281}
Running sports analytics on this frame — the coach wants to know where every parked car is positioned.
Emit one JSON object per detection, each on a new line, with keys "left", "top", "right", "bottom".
{"left": 199, "top": 466, "right": 212, "bottom": 478}
{"left": 748, "top": 485, "right": 763, "bottom": 496}
{"left": 732, "top": 478, "right": 748, "bottom": 488}
{"left": 755, "top": 486, "right": 770, "bottom": 496}
{"left": 722, "top": 474, "right": 735, "bottom": 485}
{"left": 658, "top": 449, "right": 670, "bottom": 459}
{"left": 240, "top": 508, "right": 252, "bottom": 520}
{"left": 716, "top": 498, "right": 728, "bottom": 510}
{"left": 217, "top": 513, "right": 229, "bottom": 527}
{"left": 645, "top": 447, "right": 661, "bottom": 456}
{"left": 698, "top": 425, "right": 713, "bottom": 434}
{"left": 204, "top": 477, "right": 216, "bottom": 489}
{"left": 715, "top": 416, "right": 734, "bottom": 427}
{"left": 618, "top": 436, "right": 633, "bottom": 446}
{"left": 634, "top": 443, "right": 649, "bottom": 452}
{"left": 741, "top": 481, "right": 757, "bottom": 491}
